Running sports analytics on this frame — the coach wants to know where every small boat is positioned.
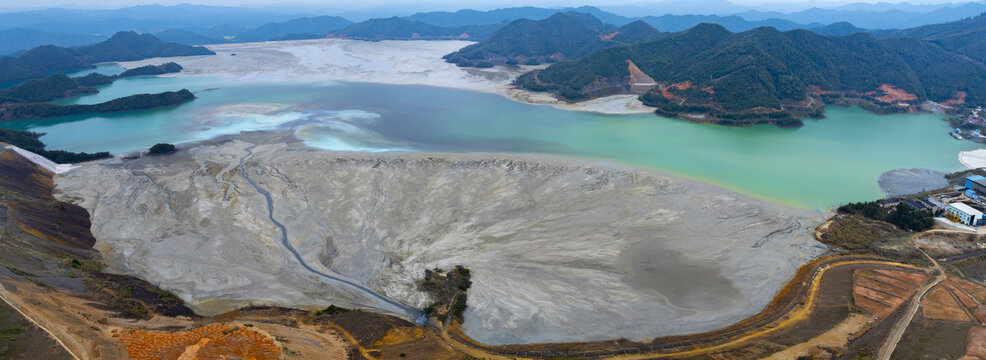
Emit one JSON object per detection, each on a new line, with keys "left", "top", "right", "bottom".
{"left": 951, "top": 131, "right": 964, "bottom": 140}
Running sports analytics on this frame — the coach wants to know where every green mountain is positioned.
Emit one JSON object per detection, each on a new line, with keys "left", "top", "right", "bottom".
{"left": 77, "top": 31, "right": 215, "bottom": 63}
{"left": 444, "top": 12, "right": 651, "bottom": 67}
{"left": 0, "top": 32, "right": 213, "bottom": 84}
{"left": 0, "top": 73, "right": 98, "bottom": 103}
{"left": 0, "top": 62, "right": 182, "bottom": 103}
{"left": 518, "top": 23, "right": 986, "bottom": 127}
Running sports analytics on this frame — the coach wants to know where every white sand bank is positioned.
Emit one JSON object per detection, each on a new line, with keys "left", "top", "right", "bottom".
{"left": 959, "top": 149, "right": 986, "bottom": 169}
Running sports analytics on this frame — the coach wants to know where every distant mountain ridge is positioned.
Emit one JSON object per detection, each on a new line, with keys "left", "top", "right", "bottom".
{"left": 873, "top": 12, "right": 986, "bottom": 61}
{"left": 0, "top": 31, "right": 213, "bottom": 84}
{"left": 444, "top": 12, "right": 633, "bottom": 66}
{"left": 328, "top": 17, "right": 505, "bottom": 41}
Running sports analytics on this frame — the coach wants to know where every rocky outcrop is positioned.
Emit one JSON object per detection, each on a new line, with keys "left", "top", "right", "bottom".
{"left": 55, "top": 132, "right": 829, "bottom": 345}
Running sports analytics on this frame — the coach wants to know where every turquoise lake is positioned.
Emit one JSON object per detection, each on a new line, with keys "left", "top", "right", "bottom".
{"left": 1, "top": 72, "right": 980, "bottom": 210}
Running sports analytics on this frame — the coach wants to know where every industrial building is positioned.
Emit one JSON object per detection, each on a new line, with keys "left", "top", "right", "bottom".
{"left": 946, "top": 202, "right": 984, "bottom": 226}
{"left": 966, "top": 175, "right": 986, "bottom": 200}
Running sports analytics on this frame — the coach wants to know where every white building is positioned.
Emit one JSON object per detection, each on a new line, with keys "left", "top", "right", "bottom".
{"left": 946, "top": 202, "right": 984, "bottom": 226}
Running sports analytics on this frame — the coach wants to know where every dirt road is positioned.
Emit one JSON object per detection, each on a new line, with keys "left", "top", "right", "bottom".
{"left": 876, "top": 249, "right": 944, "bottom": 360}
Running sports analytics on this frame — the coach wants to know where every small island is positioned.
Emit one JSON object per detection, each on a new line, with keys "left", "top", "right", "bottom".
{"left": 0, "top": 89, "right": 196, "bottom": 121}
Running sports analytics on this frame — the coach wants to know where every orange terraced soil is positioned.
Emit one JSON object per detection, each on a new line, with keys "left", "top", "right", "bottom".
{"left": 118, "top": 323, "right": 280, "bottom": 360}
{"left": 872, "top": 269, "right": 928, "bottom": 286}
{"left": 852, "top": 269, "right": 924, "bottom": 318}
{"left": 922, "top": 286, "right": 972, "bottom": 322}
{"left": 854, "top": 276, "right": 912, "bottom": 298}
{"left": 944, "top": 281, "right": 982, "bottom": 309}
{"left": 952, "top": 278, "right": 986, "bottom": 303}
{"left": 855, "top": 295, "right": 895, "bottom": 318}
{"left": 854, "top": 286, "right": 904, "bottom": 308}
{"left": 966, "top": 326, "right": 986, "bottom": 358}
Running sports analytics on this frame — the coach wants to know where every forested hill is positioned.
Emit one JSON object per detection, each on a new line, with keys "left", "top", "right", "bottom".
{"left": 0, "top": 89, "right": 196, "bottom": 121}
{"left": 0, "top": 32, "right": 213, "bottom": 84}
{"left": 443, "top": 12, "right": 663, "bottom": 66}
{"left": 517, "top": 23, "right": 986, "bottom": 127}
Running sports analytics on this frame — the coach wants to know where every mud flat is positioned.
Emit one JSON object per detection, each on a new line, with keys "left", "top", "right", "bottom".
{"left": 877, "top": 168, "right": 948, "bottom": 197}
{"left": 54, "top": 131, "right": 828, "bottom": 345}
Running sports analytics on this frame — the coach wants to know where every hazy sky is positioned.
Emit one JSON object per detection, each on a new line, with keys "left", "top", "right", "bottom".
{"left": 0, "top": 0, "right": 971, "bottom": 11}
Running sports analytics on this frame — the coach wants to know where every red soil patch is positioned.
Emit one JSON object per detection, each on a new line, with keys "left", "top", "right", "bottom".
{"left": 922, "top": 286, "right": 973, "bottom": 322}
{"left": 873, "top": 84, "right": 918, "bottom": 103}
{"left": 602, "top": 32, "right": 618, "bottom": 41}
{"left": 944, "top": 91, "right": 968, "bottom": 106}
{"left": 660, "top": 81, "right": 693, "bottom": 98}
{"left": 702, "top": 86, "right": 715, "bottom": 94}
{"left": 807, "top": 85, "right": 834, "bottom": 95}
{"left": 118, "top": 323, "right": 280, "bottom": 360}
{"left": 965, "top": 326, "right": 986, "bottom": 358}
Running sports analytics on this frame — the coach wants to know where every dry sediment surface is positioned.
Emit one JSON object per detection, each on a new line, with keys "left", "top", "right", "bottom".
{"left": 55, "top": 132, "right": 829, "bottom": 345}
{"left": 877, "top": 168, "right": 949, "bottom": 198}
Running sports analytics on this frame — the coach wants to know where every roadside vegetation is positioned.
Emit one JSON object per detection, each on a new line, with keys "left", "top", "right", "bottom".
{"left": 838, "top": 201, "right": 935, "bottom": 232}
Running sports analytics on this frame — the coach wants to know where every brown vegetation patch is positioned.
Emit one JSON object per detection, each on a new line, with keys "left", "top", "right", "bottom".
{"left": 702, "top": 85, "right": 715, "bottom": 94}
{"left": 874, "top": 84, "right": 918, "bottom": 103}
{"left": 922, "top": 286, "right": 972, "bottom": 322}
{"left": 318, "top": 311, "right": 414, "bottom": 348}
{"left": 118, "top": 323, "right": 280, "bottom": 360}
{"left": 815, "top": 215, "right": 907, "bottom": 251}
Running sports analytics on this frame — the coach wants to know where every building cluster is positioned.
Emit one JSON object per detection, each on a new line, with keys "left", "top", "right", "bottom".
{"left": 882, "top": 175, "right": 986, "bottom": 227}
{"left": 936, "top": 176, "right": 986, "bottom": 226}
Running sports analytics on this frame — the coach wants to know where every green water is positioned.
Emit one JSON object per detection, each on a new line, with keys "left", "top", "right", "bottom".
{"left": 1, "top": 77, "right": 978, "bottom": 209}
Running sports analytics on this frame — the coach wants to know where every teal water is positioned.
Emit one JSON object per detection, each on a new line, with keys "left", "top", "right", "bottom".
{"left": 1, "top": 77, "right": 978, "bottom": 209}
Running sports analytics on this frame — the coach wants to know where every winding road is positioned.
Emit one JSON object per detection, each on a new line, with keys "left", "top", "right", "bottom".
{"left": 441, "top": 256, "right": 927, "bottom": 359}
{"left": 238, "top": 143, "right": 425, "bottom": 323}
